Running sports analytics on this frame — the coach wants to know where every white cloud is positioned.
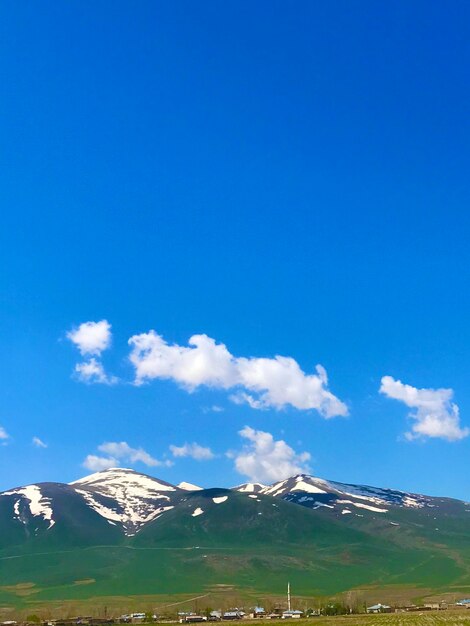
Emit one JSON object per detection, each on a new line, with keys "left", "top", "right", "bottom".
{"left": 83, "top": 454, "right": 118, "bottom": 471}
{"left": 32, "top": 436, "right": 47, "bottom": 449}
{"left": 74, "top": 358, "right": 117, "bottom": 385}
{"left": 67, "top": 320, "right": 112, "bottom": 356}
{"left": 67, "top": 321, "right": 116, "bottom": 385}
{"left": 0, "top": 426, "right": 9, "bottom": 444}
{"left": 232, "top": 426, "right": 311, "bottom": 483}
{"left": 202, "top": 405, "right": 225, "bottom": 414}
{"left": 169, "top": 442, "right": 215, "bottom": 460}
{"left": 128, "top": 331, "right": 347, "bottom": 416}
{"left": 81, "top": 441, "right": 173, "bottom": 471}
{"left": 98, "top": 441, "right": 169, "bottom": 467}
{"left": 380, "top": 375, "right": 469, "bottom": 442}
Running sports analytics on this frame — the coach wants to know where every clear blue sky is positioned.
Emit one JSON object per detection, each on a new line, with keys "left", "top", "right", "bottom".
{"left": 1, "top": 1, "right": 469, "bottom": 498}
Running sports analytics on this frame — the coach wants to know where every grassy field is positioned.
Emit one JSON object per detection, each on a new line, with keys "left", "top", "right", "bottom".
{"left": 3, "top": 487, "right": 470, "bottom": 620}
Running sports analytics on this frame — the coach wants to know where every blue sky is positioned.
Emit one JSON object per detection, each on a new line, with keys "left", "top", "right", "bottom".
{"left": 1, "top": 1, "right": 470, "bottom": 498}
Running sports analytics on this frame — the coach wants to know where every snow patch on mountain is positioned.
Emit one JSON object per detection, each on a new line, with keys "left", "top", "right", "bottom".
{"left": 178, "top": 482, "right": 203, "bottom": 491}
{"left": 213, "top": 496, "right": 228, "bottom": 504}
{"left": 70, "top": 467, "right": 179, "bottom": 534}
{"left": 2, "top": 485, "right": 55, "bottom": 529}
{"left": 71, "top": 467, "right": 176, "bottom": 493}
{"left": 236, "top": 482, "right": 267, "bottom": 493}
{"left": 291, "top": 479, "right": 327, "bottom": 494}
{"left": 336, "top": 499, "right": 387, "bottom": 513}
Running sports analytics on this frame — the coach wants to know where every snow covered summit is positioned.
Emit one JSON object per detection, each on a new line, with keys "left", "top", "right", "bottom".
{"left": 234, "top": 473, "right": 439, "bottom": 515}
{"left": 70, "top": 467, "right": 181, "bottom": 534}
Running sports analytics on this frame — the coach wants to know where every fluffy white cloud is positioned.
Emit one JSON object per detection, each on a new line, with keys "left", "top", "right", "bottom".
{"left": 0, "top": 426, "right": 9, "bottom": 443}
{"left": 32, "top": 436, "right": 47, "bottom": 448}
{"left": 74, "top": 358, "right": 117, "bottom": 385}
{"left": 67, "top": 320, "right": 112, "bottom": 356}
{"left": 128, "top": 331, "right": 347, "bottom": 416}
{"left": 232, "top": 426, "right": 311, "bottom": 483}
{"left": 169, "top": 442, "right": 215, "bottom": 460}
{"left": 83, "top": 454, "right": 118, "bottom": 471}
{"left": 81, "top": 441, "right": 173, "bottom": 471}
{"left": 67, "top": 321, "right": 116, "bottom": 385}
{"left": 97, "top": 441, "right": 171, "bottom": 467}
{"left": 380, "top": 375, "right": 469, "bottom": 442}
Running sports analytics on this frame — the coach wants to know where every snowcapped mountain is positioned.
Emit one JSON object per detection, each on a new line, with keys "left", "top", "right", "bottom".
{"left": 1, "top": 468, "right": 467, "bottom": 547}
{"left": 0, "top": 468, "right": 186, "bottom": 540}
{"left": 70, "top": 467, "right": 184, "bottom": 534}
{"left": 1, "top": 468, "right": 469, "bottom": 603}
{"left": 235, "top": 473, "right": 454, "bottom": 516}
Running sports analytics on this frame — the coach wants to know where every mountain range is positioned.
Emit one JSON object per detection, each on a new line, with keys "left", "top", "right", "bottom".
{"left": 1, "top": 468, "right": 469, "bottom": 608}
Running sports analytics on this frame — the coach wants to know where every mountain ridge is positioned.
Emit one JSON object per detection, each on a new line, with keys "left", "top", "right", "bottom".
{"left": 1, "top": 467, "right": 470, "bottom": 606}
{"left": 2, "top": 466, "right": 468, "bottom": 538}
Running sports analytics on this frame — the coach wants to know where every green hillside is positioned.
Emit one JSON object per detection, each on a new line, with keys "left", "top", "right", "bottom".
{"left": 1, "top": 487, "right": 469, "bottom": 610}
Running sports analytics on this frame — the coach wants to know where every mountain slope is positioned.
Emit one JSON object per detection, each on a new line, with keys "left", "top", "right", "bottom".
{"left": 0, "top": 481, "right": 123, "bottom": 553}
{"left": 1, "top": 469, "right": 470, "bottom": 607}
{"left": 233, "top": 473, "right": 470, "bottom": 520}
{"left": 70, "top": 467, "right": 184, "bottom": 535}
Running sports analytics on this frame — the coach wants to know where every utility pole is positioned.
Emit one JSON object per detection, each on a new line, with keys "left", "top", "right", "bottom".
{"left": 287, "top": 582, "right": 291, "bottom": 611}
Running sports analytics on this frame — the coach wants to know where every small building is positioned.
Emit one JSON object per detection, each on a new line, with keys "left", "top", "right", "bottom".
{"left": 221, "top": 612, "right": 243, "bottom": 621}
{"left": 249, "top": 608, "right": 266, "bottom": 619}
{"left": 208, "top": 612, "right": 222, "bottom": 622}
{"left": 424, "top": 603, "right": 447, "bottom": 610}
{"left": 281, "top": 610, "right": 303, "bottom": 619}
{"left": 367, "top": 604, "right": 392, "bottom": 614}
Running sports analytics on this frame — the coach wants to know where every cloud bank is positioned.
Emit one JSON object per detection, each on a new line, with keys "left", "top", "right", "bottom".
{"left": 380, "top": 376, "right": 469, "bottom": 442}
{"left": 232, "top": 426, "right": 310, "bottom": 483}
{"left": 129, "top": 331, "right": 347, "bottom": 416}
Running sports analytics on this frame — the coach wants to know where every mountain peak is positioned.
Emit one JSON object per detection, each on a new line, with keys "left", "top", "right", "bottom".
{"left": 69, "top": 467, "right": 179, "bottom": 535}
{"left": 178, "top": 481, "right": 203, "bottom": 491}
{"left": 69, "top": 466, "right": 145, "bottom": 485}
